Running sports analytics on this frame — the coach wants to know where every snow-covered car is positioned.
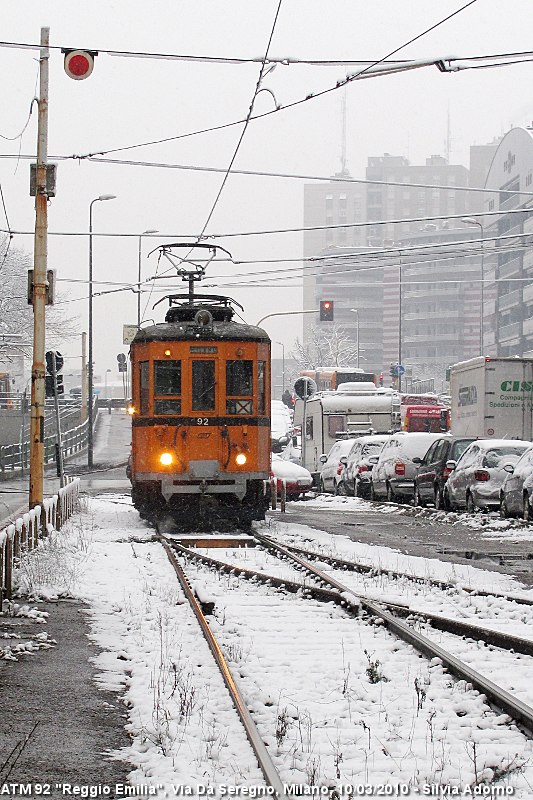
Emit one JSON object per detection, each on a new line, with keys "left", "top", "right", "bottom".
{"left": 499, "top": 445, "right": 533, "bottom": 520}
{"left": 271, "top": 454, "right": 313, "bottom": 500}
{"left": 370, "top": 432, "right": 445, "bottom": 503}
{"left": 444, "top": 439, "right": 531, "bottom": 513}
{"left": 318, "top": 438, "right": 357, "bottom": 494}
{"left": 280, "top": 434, "right": 302, "bottom": 465}
{"left": 271, "top": 411, "right": 293, "bottom": 453}
{"left": 339, "top": 434, "right": 390, "bottom": 497}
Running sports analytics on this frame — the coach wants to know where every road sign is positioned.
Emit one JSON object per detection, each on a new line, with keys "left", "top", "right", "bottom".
{"left": 392, "top": 364, "right": 405, "bottom": 377}
{"left": 123, "top": 324, "right": 138, "bottom": 345}
{"left": 294, "top": 377, "right": 317, "bottom": 401}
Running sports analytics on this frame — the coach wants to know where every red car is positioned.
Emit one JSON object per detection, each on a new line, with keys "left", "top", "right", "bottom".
{"left": 271, "top": 455, "right": 313, "bottom": 500}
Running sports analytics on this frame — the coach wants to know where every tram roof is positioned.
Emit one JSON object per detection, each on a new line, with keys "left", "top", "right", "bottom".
{"left": 132, "top": 320, "right": 270, "bottom": 345}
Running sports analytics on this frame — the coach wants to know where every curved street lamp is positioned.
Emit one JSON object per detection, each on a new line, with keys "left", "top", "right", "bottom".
{"left": 88, "top": 194, "right": 116, "bottom": 468}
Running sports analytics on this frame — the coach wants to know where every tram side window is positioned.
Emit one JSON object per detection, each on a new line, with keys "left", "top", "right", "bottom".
{"left": 258, "top": 361, "right": 266, "bottom": 414}
{"left": 154, "top": 360, "right": 181, "bottom": 415}
{"left": 226, "top": 360, "right": 253, "bottom": 414}
{"left": 192, "top": 360, "right": 216, "bottom": 411}
{"left": 140, "top": 361, "right": 149, "bottom": 415}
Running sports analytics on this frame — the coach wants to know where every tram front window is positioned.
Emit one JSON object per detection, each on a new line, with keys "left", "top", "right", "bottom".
{"left": 192, "top": 360, "right": 216, "bottom": 411}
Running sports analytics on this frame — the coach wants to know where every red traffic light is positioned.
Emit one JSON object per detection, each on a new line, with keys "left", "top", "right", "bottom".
{"left": 64, "top": 50, "right": 96, "bottom": 80}
{"left": 319, "top": 300, "right": 334, "bottom": 321}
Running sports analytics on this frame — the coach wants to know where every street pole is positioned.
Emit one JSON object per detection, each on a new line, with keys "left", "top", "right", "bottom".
{"left": 462, "top": 218, "right": 484, "bottom": 354}
{"left": 398, "top": 262, "right": 403, "bottom": 393}
{"left": 138, "top": 229, "right": 158, "bottom": 327}
{"left": 29, "top": 27, "right": 50, "bottom": 509}
{"left": 350, "top": 309, "right": 360, "bottom": 368}
{"left": 276, "top": 342, "right": 285, "bottom": 394}
{"left": 81, "top": 331, "right": 87, "bottom": 423}
{"left": 88, "top": 194, "right": 116, "bottom": 469}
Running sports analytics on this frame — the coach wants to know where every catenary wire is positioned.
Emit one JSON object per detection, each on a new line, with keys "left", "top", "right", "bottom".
{"left": 62, "top": 1, "right": 478, "bottom": 160}
{"left": 1, "top": 37, "right": 532, "bottom": 67}
{"left": 0, "top": 205, "right": 530, "bottom": 242}
{"left": 195, "top": 0, "right": 284, "bottom": 241}
{"left": 0, "top": 152, "right": 531, "bottom": 200}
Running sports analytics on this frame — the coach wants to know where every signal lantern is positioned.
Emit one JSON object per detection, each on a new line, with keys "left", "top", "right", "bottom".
{"left": 63, "top": 49, "right": 96, "bottom": 80}
{"left": 319, "top": 300, "right": 334, "bottom": 321}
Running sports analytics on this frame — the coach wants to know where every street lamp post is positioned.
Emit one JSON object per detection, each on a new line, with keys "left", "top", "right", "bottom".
{"left": 88, "top": 194, "right": 116, "bottom": 469}
{"left": 462, "top": 217, "right": 484, "bottom": 354}
{"left": 349, "top": 309, "right": 360, "bottom": 368}
{"left": 276, "top": 341, "right": 285, "bottom": 394}
{"left": 137, "top": 229, "right": 158, "bottom": 327}
{"left": 104, "top": 368, "right": 111, "bottom": 399}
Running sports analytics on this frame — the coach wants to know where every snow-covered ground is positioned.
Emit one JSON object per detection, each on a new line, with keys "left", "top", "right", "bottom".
{"left": 6, "top": 494, "right": 533, "bottom": 797}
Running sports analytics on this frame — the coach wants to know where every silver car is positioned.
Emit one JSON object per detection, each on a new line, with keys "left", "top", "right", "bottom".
{"left": 444, "top": 439, "right": 530, "bottom": 512}
{"left": 319, "top": 439, "right": 357, "bottom": 494}
{"left": 370, "top": 432, "right": 445, "bottom": 503}
{"left": 499, "top": 444, "right": 533, "bottom": 520}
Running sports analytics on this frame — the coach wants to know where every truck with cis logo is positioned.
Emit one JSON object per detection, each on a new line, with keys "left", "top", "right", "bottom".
{"left": 450, "top": 356, "right": 533, "bottom": 439}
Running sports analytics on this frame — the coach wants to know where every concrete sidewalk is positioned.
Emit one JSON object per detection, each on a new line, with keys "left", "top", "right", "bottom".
{"left": 0, "top": 410, "right": 132, "bottom": 527}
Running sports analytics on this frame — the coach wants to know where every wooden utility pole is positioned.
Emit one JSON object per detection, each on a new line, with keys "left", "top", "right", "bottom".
{"left": 29, "top": 27, "right": 50, "bottom": 508}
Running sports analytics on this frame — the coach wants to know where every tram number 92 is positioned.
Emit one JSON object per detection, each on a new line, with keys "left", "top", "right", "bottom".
{"left": 196, "top": 418, "right": 209, "bottom": 425}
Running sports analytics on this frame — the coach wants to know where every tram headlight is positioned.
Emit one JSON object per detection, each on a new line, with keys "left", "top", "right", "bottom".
{"left": 127, "top": 405, "right": 136, "bottom": 416}
{"left": 235, "top": 453, "right": 247, "bottom": 466}
{"left": 160, "top": 452, "right": 173, "bottom": 466}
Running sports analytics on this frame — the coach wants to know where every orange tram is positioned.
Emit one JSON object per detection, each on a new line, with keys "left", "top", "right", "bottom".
{"left": 128, "top": 293, "right": 271, "bottom": 530}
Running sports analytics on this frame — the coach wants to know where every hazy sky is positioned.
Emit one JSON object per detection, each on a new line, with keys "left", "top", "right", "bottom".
{"left": 1, "top": 0, "right": 533, "bottom": 379}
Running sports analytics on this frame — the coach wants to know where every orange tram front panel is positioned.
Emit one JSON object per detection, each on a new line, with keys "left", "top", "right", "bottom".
{"left": 129, "top": 332, "right": 271, "bottom": 527}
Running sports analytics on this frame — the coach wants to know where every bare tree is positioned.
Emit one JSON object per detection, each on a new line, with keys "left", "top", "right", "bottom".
{"left": 290, "top": 324, "right": 359, "bottom": 370}
{"left": 0, "top": 237, "right": 78, "bottom": 356}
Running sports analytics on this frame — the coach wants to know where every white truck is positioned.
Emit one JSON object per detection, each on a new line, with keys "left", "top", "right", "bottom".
{"left": 450, "top": 356, "right": 533, "bottom": 440}
{"left": 293, "top": 383, "right": 401, "bottom": 478}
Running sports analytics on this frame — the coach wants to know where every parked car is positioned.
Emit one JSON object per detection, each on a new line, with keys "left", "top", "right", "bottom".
{"left": 499, "top": 444, "right": 533, "bottom": 520}
{"left": 271, "top": 454, "right": 313, "bottom": 500}
{"left": 339, "top": 435, "right": 390, "bottom": 498}
{"left": 280, "top": 434, "right": 302, "bottom": 465}
{"left": 318, "top": 438, "right": 357, "bottom": 494}
{"left": 444, "top": 439, "right": 530, "bottom": 512}
{"left": 271, "top": 410, "right": 293, "bottom": 453}
{"left": 370, "top": 432, "right": 445, "bottom": 503}
{"left": 413, "top": 436, "right": 475, "bottom": 508}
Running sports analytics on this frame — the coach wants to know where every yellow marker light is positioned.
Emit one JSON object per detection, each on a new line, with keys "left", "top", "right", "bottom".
{"left": 127, "top": 405, "right": 136, "bottom": 416}
{"left": 235, "top": 453, "right": 247, "bottom": 466}
{"left": 160, "top": 452, "right": 173, "bottom": 466}
{"left": 164, "top": 349, "right": 171, "bottom": 356}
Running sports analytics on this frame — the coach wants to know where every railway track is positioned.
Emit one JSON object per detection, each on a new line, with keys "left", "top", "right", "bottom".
{"left": 161, "top": 529, "right": 533, "bottom": 739}
{"left": 160, "top": 538, "right": 285, "bottom": 798}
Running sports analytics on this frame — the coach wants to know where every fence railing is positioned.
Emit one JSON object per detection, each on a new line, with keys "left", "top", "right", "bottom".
{"left": 0, "top": 478, "right": 80, "bottom": 603}
{"left": 0, "top": 407, "right": 98, "bottom": 477}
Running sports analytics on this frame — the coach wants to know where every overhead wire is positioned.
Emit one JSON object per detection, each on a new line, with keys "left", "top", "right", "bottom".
{"left": 1, "top": 152, "right": 532, "bottom": 200}
{"left": 62, "top": 1, "right": 478, "bottom": 160}
{"left": 0, "top": 205, "right": 531, "bottom": 242}
{"left": 0, "top": 188, "right": 13, "bottom": 271}
{"left": 195, "top": 0, "right": 284, "bottom": 242}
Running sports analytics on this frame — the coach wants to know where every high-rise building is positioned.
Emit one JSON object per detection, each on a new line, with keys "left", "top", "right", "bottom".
{"left": 482, "top": 126, "right": 533, "bottom": 357}
{"left": 303, "top": 154, "right": 479, "bottom": 380}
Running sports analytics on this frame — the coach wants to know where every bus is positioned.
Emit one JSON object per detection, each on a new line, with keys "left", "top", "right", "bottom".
{"left": 300, "top": 367, "right": 378, "bottom": 392}
{"left": 400, "top": 394, "right": 450, "bottom": 433}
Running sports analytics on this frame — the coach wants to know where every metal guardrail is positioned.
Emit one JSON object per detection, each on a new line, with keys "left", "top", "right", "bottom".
{"left": 0, "top": 406, "right": 98, "bottom": 477}
{"left": 0, "top": 478, "right": 80, "bottom": 603}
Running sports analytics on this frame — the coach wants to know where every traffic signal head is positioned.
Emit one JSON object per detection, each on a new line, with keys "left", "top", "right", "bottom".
{"left": 319, "top": 300, "right": 334, "bottom": 321}
{"left": 45, "top": 350, "right": 64, "bottom": 374}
